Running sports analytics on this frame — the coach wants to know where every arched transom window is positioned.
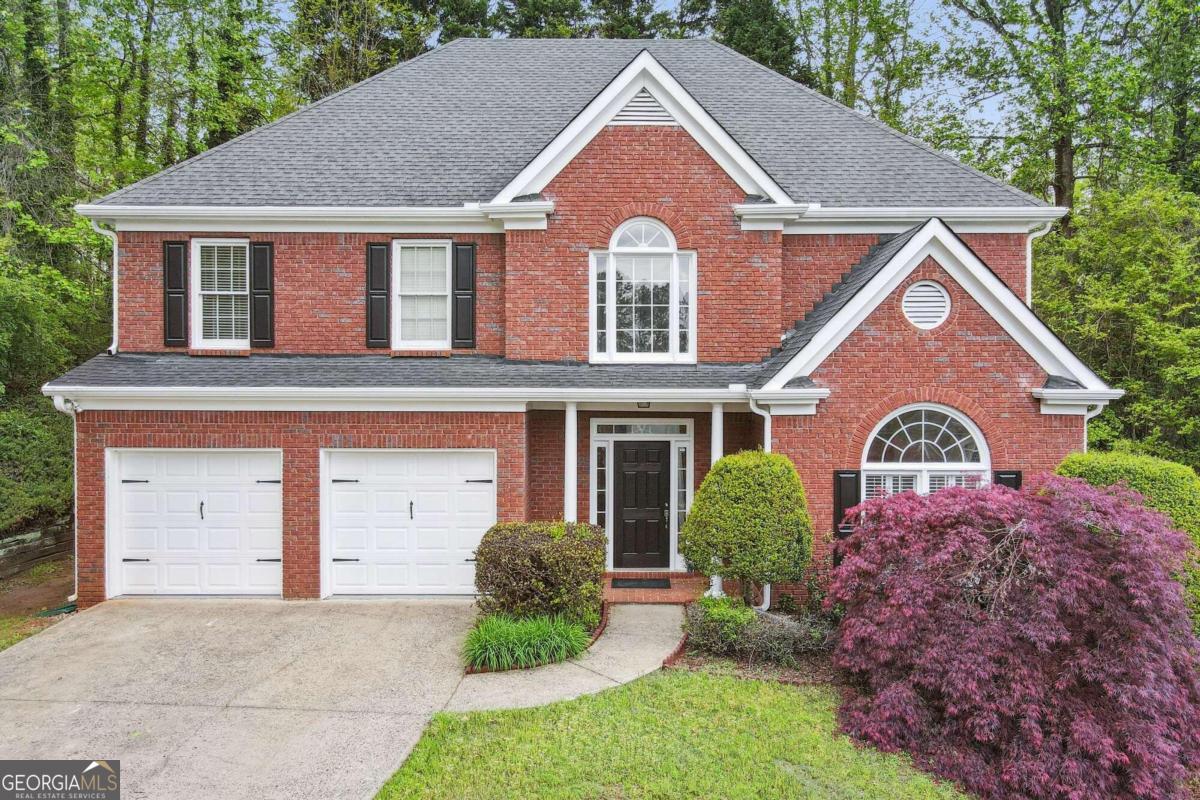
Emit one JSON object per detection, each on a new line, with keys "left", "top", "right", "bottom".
{"left": 862, "top": 404, "right": 990, "bottom": 498}
{"left": 590, "top": 217, "right": 697, "bottom": 363}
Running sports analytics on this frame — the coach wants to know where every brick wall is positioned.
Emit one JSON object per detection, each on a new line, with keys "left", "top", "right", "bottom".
{"left": 771, "top": 255, "right": 1083, "bottom": 583}
{"left": 504, "top": 125, "right": 784, "bottom": 362}
{"left": 117, "top": 232, "right": 506, "bottom": 354}
{"left": 74, "top": 411, "right": 527, "bottom": 607}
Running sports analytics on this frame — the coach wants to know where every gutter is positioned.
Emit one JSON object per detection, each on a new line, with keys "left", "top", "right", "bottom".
{"left": 90, "top": 221, "right": 119, "bottom": 354}
{"left": 51, "top": 397, "right": 80, "bottom": 604}
{"left": 1025, "top": 220, "right": 1055, "bottom": 307}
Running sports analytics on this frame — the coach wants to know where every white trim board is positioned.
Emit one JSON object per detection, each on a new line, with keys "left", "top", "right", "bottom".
{"left": 780, "top": 205, "right": 1067, "bottom": 234}
{"left": 764, "top": 218, "right": 1112, "bottom": 394}
{"left": 489, "top": 50, "right": 792, "bottom": 205}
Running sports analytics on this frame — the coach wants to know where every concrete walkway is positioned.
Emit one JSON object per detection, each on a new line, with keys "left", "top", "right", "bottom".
{"left": 445, "top": 603, "right": 683, "bottom": 712}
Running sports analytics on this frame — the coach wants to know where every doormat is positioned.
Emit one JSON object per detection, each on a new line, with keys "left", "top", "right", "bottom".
{"left": 612, "top": 578, "right": 671, "bottom": 589}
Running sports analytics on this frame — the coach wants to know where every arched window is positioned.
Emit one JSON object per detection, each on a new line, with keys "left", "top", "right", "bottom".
{"left": 862, "top": 404, "right": 990, "bottom": 498}
{"left": 590, "top": 217, "right": 696, "bottom": 363}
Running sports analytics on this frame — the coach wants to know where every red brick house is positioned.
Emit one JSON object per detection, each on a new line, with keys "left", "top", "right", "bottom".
{"left": 47, "top": 40, "right": 1121, "bottom": 608}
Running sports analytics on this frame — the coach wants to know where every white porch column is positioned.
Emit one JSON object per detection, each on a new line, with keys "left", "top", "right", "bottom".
{"left": 563, "top": 401, "right": 578, "bottom": 522}
{"left": 710, "top": 402, "right": 724, "bottom": 466}
{"left": 706, "top": 402, "right": 725, "bottom": 597}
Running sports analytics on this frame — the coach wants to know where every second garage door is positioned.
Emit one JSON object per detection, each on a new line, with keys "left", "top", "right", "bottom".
{"left": 325, "top": 450, "right": 496, "bottom": 595}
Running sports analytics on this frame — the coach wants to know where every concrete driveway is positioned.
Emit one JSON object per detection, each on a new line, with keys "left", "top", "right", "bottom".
{"left": 0, "top": 598, "right": 476, "bottom": 800}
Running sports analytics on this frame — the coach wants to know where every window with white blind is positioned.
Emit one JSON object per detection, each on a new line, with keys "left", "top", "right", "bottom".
{"left": 862, "top": 404, "right": 990, "bottom": 499}
{"left": 392, "top": 240, "right": 451, "bottom": 349}
{"left": 191, "top": 239, "right": 250, "bottom": 349}
{"left": 590, "top": 218, "right": 696, "bottom": 363}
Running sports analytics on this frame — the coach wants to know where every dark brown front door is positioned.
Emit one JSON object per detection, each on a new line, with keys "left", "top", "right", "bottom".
{"left": 613, "top": 440, "right": 671, "bottom": 569}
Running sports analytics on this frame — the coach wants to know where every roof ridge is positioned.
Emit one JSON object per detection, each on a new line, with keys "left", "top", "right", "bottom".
{"left": 698, "top": 39, "right": 1045, "bottom": 208}
{"left": 94, "top": 39, "right": 470, "bottom": 206}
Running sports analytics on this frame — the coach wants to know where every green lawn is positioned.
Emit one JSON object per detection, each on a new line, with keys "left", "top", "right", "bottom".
{"left": 378, "top": 669, "right": 965, "bottom": 800}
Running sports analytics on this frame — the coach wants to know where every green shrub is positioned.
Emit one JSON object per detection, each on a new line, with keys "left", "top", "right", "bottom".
{"left": 0, "top": 399, "right": 73, "bottom": 534}
{"left": 462, "top": 614, "right": 590, "bottom": 671}
{"left": 679, "top": 450, "right": 813, "bottom": 602}
{"left": 685, "top": 596, "right": 833, "bottom": 667}
{"left": 1058, "top": 451, "right": 1200, "bottom": 628}
{"left": 474, "top": 521, "right": 606, "bottom": 629}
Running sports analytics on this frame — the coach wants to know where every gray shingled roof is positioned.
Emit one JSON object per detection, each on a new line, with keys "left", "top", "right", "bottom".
{"left": 94, "top": 39, "right": 1042, "bottom": 209}
{"left": 45, "top": 353, "right": 764, "bottom": 390}
{"left": 756, "top": 223, "right": 925, "bottom": 386}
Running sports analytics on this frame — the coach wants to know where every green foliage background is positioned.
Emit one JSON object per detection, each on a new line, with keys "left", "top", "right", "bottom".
{"left": 2, "top": 0, "right": 1199, "bottom": 536}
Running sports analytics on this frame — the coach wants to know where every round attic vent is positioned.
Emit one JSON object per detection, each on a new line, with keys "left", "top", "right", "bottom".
{"left": 902, "top": 281, "right": 951, "bottom": 329}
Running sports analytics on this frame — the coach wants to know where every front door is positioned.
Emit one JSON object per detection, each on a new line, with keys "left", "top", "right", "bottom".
{"left": 613, "top": 440, "right": 671, "bottom": 569}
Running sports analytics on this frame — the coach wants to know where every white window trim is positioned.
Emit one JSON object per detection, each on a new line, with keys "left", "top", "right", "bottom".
{"left": 589, "top": 418, "right": 694, "bottom": 571}
{"left": 860, "top": 403, "right": 991, "bottom": 501}
{"left": 390, "top": 239, "right": 453, "bottom": 350}
{"left": 589, "top": 220, "right": 697, "bottom": 365}
{"left": 189, "top": 237, "right": 251, "bottom": 350}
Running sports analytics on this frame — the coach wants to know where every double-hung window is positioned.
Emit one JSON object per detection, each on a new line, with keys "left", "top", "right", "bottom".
{"left": 191, "top": 238, "right": 250, "bottom": 349}
{"left": 590, "top": 218, "right": 696, "bottom": 363}
{"left": 392, "top": 240, "right": 452, "bottom": 350}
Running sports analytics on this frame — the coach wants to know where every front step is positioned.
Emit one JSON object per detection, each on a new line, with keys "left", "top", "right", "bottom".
{"left": 603, "top": 571, "right": 707, "bottom": 605}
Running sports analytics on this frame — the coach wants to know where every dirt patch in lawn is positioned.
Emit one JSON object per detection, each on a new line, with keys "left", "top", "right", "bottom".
{"left": 0, "top": 557, "right": 73, "bottom": 617}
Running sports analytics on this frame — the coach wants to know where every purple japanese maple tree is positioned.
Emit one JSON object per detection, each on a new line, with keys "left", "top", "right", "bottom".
{"left": 829, "top": 475, "right": 1200, "bottom": 799}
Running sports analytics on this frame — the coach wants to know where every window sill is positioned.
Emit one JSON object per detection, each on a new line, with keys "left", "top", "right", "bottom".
{"left": 188, "top": 348, "right": 251, "bottom": 357}
{"left": 391, "top": 349, "right": 452, "bottom": 358}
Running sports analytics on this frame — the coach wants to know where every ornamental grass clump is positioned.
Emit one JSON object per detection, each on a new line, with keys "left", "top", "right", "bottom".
{"left": 462, "top": 614, "right": 590, "bottom": 672}
{"left": 829, "top": 476, "right": 1200, "bottom": 800}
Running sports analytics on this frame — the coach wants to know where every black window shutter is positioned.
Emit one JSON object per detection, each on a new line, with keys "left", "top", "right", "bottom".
{"left": 249, "top": 242, "right": 274, "bottom": 348}
{"left": 833, "top": 470, "right": 862, "bottom": 538}
{"left": 993, "top": 470, "right": 1022, "bottom": 490}
{"left": 365, "top": 243, "right": 390, "bottom": 348}
{"left": 451, "top": 243, "right": 476, "bottom": 349}
{"left": 163, "top": 241, "right": 187, "bottom": 347}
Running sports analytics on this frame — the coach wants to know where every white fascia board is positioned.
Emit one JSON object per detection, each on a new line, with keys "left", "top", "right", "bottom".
{"left": 764, "top": 218, "right": 1110, "bottom": 392}
{"left": 782, "top": 205, "right": 1067, "bottom": 234}
{"left": 44, "top": 384, "right": 751, "bottom": 412}
{"left": 489, "top": 51, "right": 792, "bottom": 206}
{"left": 748, "top": 387, "right": 831, "bottom": 415}
{"left": 733, "top": 203, "right": 818, "bottom": 231}
{"left": 74, "top": 202, "right": 555, "bottom": 233}
{"left": 1031, "top": 387, "right": 1125, "bottom": 415}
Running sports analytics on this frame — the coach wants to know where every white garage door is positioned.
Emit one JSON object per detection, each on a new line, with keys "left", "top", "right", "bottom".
{"left": 110, "top": 450, "right": 283, "bottom": 596}
{"left": 325, "top": 450, "right": 496, "bottom": 595}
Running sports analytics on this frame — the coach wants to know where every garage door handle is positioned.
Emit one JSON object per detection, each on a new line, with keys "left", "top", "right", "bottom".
{"left": 122, "top": 558, "right": 150, "bottom": 562}
{"left": 465, "top": 479, "right": 493, "bottom": 484}
{"left": 332, "top": 558, "right": 360, "bottom": 562}
{"left": 121, "top": 479, "right": 149, "bottom": 484}
{"left": 464, "top": 558, "right": 477, "bottom": 562}
{"left": 332, "top": 479, "right": 359, "bottom": 483}
{"left": 256, "top": 479, "right": 281, "bottom": 484}
{"left": 256, "top": 558, "right": 281, "bottom": 563}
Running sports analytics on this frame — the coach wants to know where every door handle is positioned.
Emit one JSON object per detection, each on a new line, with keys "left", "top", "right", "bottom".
{"left": 332, "top": 558, "right": 360, "bottom": 563}
{"left": 122, "top": 558, "right": 150, "bottom": 562}
{"left": 410, "top": 500, "right": 414, "bottom": 520}
{"left": 256, "top": 558, "right": 281, "bottom": 563}
{"left": 199, "top": 500, "right": 205, "bottom": 520}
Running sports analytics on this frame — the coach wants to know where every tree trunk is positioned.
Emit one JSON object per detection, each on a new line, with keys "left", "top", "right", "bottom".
{"left": 133, "top": 0, "right": 156, "bottom": 161}
{"left": 52, "top": 0, "right": 75, "bottom": 178}
{"left": 22, "top": 0, "right": 52, "bottom": 134}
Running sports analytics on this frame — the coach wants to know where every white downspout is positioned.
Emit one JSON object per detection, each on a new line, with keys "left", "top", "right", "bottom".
{"left": 1026, "top": 221, "right": 1054, "bottom": 307}
{"left": 746, "top": 391, "right": 772, "bottom": 610}
{"left": 1083, "top": 403, "right": 1105, "bottom": 451}
{"left": 91, "top": 221, "right": 119, "bottom": 354}
{"left": 51, "top": 396, "right": 79, "bottom": 604}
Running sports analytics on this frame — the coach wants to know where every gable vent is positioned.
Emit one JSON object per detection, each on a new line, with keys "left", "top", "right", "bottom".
{"left": 902, "top": 280, "right": 951, "bottom": 329}
{"left": 610, "top": 89, "right": 678, "bottom": 126}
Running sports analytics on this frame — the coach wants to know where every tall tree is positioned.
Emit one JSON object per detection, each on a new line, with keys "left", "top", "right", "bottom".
{"left": 435, "top": 0, "right": 492, "bottom": 42}
{"left": 591, "top": 0, "right": 668, "bottom": 38}
{"left": 494, "top": 0, "right": 591, "bottom": 38}
{"left": 676, "top": 0, "right": 798, "bottom": 77}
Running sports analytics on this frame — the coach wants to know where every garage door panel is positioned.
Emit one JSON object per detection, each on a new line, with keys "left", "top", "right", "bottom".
{"left": 112, "top": 450, "right": 282, "bottom": 597}
{"left": 327, "top": 450, "right": 495, "bottom": 595}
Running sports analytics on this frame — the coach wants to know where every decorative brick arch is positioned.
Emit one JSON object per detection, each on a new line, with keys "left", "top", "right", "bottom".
{"left": 598, "top": 203, "right": 694, "bottom": 249}
{"left": 849, "top": 387, "right": 1010, "bottom": 466}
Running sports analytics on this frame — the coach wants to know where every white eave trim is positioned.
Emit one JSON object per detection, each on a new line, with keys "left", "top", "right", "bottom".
{"left": 782, "top": 205, "right": 1068, "bottom": 234}
{"left": 43, "top": 383, "right": 752, "bottom": 412}
{"left": 489, "top": 50, "right": 793, "bottom": 206}
{"left": 733, "top": 203, "right": 818, "bottom": 231}
{"left": 764, "top": 217, "right": 1111, "bottom": 393}
{"left": 1031, "top": 387, "right": 1125, "bottom": 415}
{"left": 74, "top": 201, "right": 556, "bottom": 233}
{"left": 748, "top": 387, "right": 831, "bottom": 415}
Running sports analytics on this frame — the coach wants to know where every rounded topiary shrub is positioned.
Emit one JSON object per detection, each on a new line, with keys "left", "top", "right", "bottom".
{"left": 829, "top": 476, "right": 1200, "bottom": 800}
{"left": 679, "top": 450, "right": 812, "bottom": 601}
{"left": 474, "top": 521, "right": 606, "bottom": 629}
{"left": 1058, "top": 451, "right": 1200, "bottom": 627}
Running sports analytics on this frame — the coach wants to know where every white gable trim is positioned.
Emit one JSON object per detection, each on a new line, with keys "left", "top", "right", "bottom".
{"left": 764, "top": 218, "right": 1111, "bottom": 394}
{"left": 489, "top": 50, "right": 792, "bottom": 205}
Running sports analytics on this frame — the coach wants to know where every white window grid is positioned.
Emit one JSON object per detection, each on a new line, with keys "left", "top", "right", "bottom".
{"left": 190, "top": 238, "right": 250, "bottom": 350}
{"left": 391, "top": 240, "right": 452, "bottom": 350}
{"left": 862, "top": 404, "right": 991, "bottom": 501}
